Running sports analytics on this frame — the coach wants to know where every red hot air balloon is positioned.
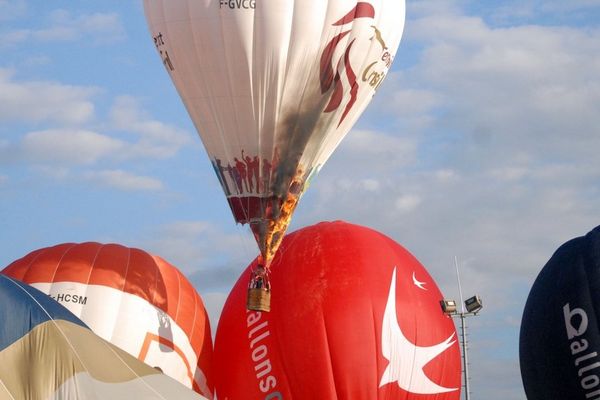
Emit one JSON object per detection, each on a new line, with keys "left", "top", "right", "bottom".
{"left": 213, "top": 221, "right": 461, "bottom": 399}
{"left": 2, "top": 242, "right": 213, "bottom": 398}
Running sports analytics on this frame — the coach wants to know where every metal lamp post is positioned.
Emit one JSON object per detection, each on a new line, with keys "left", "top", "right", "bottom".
{"left": 440, "top": 257, "right": 483, "bottom": 400}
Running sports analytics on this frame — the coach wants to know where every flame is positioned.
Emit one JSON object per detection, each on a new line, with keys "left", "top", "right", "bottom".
{"left": 263, "top": 189, "right": 300, "bottom": 263}
{"left": 250, "top": 169, "right": 305, "bottom": 267}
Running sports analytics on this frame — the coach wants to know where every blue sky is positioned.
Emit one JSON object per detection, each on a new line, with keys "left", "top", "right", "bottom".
{"left": 2, "top": 1, "right": 600, "bottom": 399}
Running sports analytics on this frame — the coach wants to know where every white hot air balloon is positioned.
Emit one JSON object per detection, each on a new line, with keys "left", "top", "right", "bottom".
{"left": 143, "top": 0, "right": 406, "bottom": 309}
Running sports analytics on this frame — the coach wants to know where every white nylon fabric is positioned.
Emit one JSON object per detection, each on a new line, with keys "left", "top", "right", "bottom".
{"left": 143, "top": 0, "right": 405, "bottom": 261}
{"left": 30, "top": 282, "right": 209, "bottom": 397}
{"left": 50, "top": 372, "right": 208, "bottom": 400}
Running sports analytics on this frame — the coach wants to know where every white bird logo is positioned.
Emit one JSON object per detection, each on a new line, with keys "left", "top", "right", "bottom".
{"left": 379, "top": 268, "right": 458, "bottom": 394}
{"left": 412, "top": 271, "right": 427, "bottom": 290}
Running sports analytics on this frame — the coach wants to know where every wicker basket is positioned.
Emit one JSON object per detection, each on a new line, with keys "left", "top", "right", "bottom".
{"left": 247, "top": 287, "right": 271, "bottom": 312}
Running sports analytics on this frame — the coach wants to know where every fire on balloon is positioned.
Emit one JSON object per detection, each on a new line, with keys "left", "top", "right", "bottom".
{"left": 247, "top": 170, "right": 305, "bottom": 311}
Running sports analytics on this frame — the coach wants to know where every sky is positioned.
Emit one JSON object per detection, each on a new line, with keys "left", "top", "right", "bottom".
{"left": 1, "top": 1, "right": 600, "bottom": 399}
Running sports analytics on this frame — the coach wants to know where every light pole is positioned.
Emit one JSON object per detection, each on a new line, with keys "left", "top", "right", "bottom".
{"left": 440, "top": 257, "right": 483, "bottom": 400}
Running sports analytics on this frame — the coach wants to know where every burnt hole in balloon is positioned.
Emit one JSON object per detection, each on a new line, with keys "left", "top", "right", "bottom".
{"left": 253, "top": 86, "right": 334, "bottom": 263}
{"left": 271, "top": 88, "right": 331, "bottom": 199}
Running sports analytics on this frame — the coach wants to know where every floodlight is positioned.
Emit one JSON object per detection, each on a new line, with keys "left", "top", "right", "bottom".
{"left": 440, "top": 299, "right": 457, "bottom": 315}
{"left": 465, "top": 295, "right": 483, "bottom": 314}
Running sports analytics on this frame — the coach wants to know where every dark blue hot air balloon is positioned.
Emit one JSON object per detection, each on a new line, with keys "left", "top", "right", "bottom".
{"left": 520, "top": 225, "right": 600, "bottom": 399}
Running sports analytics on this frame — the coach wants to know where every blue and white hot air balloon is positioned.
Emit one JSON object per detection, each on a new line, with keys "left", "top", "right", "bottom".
{"left": 0, "top": 274, "right": 208, "bottom": 400}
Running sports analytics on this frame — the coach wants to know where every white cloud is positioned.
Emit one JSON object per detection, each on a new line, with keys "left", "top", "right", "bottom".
{"left": 467, "top": 351, "right": 523, "bottom": 400}
{"left": 20, "top": 129, "right": 124, "bottom": 165}
{"left": 83, "top": 169, "right": 163, "bottom": 191}
{"left": 490, "top": 166, "right": 529, "bottom": 181}
{"left": 360, "top": 178, "right": 380, "bottom": 191}
{"left": 160, "top": 221, "right": 213, "bottom": 237}
{"left": 329, "top": 129, "right": 416, "bottom": 174}
{"left": 143, "top": 221, "right": 255, "bottom": 276}
{"left": 2, "top": 29, "right": 29, "bottom": 46}
{"left": 0, "top": 69, "right": 97, "bottom": 125}
{"left": 201, "top": 291, "right": 229, "bottom": 337}
{"left": 385, "top": 87, "right": 442, "bottom": 117}
{"left": 395, "top": 194, "right": 421, "bottom": 212}
{"left": 109, "top": 96, "right": 192, "bottom": 159}
{"left": 404, "top": 14, "right": 600, "bottom": 167}
{"left": 21, "top": 55, "right": 52, "bottom": 68}
{"left": 32, "top": 165, "right": 70, "bottom": 180}
{"left": 419, "top": 0, "right": 600, "bottom": 27}
{"left": 0, "top": 84, "right": 191, "bottom": 182}
{"left": 1, "top": 9, "right": 125, "bottom": 46}
{"left": 0, "top": 0, "right": 27, "bottom": 21}
{"left": 408, "top": 0, "right": 463, "bottom": 18}
{"left": 433, "top": 168, "right": 459, "bottom": 183}
{"left": 40, "top": 10, "right": 124, "bottom": 43}
{"left": 513, "top": 0, "right": 600, "bottom": 14}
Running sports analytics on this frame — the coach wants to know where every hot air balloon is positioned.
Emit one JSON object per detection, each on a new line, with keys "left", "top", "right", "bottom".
{"left": 213, "top": 221, "right": 461, "bottom": 399}
{"left": 0, "top": 274, "right": 207, "bottom": 400}
{"left": 1, "top": 242, "right": 213, "bottom": 398}
{"left": 520, "top": 225, "right": 600, "bottom": 400}
{"left": 142, "top": 1, "right": 406, "bottom": 310}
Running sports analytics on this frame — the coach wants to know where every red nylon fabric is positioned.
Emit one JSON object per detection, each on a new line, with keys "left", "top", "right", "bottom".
{"left": 214, "top": 221, "right": 461, "bottom": 399}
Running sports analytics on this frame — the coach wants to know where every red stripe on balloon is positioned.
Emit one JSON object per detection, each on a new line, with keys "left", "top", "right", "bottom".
{"left": 339, "top": 39, "right": 359, "bottom": 125}
{"left": 320, "top": 30, "right": 351, "bottom": 94}
{"left": 333, "top": 2, "right": 376, "bottom": 26}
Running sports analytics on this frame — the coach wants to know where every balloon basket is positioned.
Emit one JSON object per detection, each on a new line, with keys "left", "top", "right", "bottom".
{"left": 247, "top": 263, "right": 271, "bottom": 312}
{"left": 247, "top": 288, "right": 271, "bottom": 312}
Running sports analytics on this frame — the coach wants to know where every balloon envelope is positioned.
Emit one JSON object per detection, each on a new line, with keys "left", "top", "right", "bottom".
{"left": 2, "top": 242, "right": 213, "bottom": 398}
{"left": 0, "top": 274, "right": 207, "bottom": 400}
{"left": 143, "top": 1, "right": 406, "bottom": 263}
{"left": 213, "top": 221, "right": 461, "bottom": 399}
{"left": 520, "top": 225, "right": 600, "bottom": 399}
